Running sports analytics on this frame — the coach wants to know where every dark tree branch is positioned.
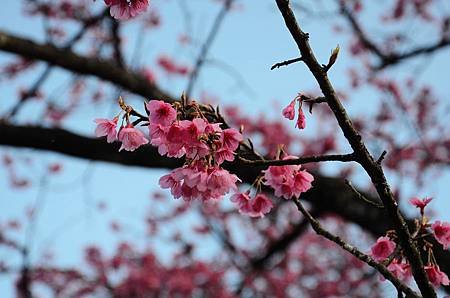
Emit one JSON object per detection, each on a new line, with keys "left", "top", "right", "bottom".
{"left": 274, "top": 0, "right": 435, "bottom": 296}
{"left": 0, "top": 31, "right": 171, "bottom": 102}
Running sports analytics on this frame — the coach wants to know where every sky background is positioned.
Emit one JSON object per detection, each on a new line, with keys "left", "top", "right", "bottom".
{"left": 1, "top": 0, "right": 450, "bottom": 297}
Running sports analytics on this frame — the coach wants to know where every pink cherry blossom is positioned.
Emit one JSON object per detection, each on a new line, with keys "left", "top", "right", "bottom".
{"left": 387, "top": 260, "right": 410, "bottom": 281}
{"left": 282, "top": 99, "right": 296, "bottom": 120}
{"left": 370, "top": 236, "right": 396, "bottom": 261}
{"left": 206, "top": 167, "right": 240, "bottom": 199}
{"left": 231, "top": 192, "right": 273, "bottom": 217}
{"left": 94, "top": 117, "right": 118, "bottom": 143}
{"left": 409, "top": 197, "right": 432, "bottom": 212}
{"left": 230, "top": 191, "right": 253, "bottom": 214}
{"left": 432, "top": 221, "right": 450, "bottom": 249}
{"left": 146, "top": 100, "right": 177, "bottom": 126}
{"left": 220, "top": 128, "right": 243, "bottom": 151}
{"left": 157, "top": 55, "right": 190, "bottom": 76}
{"left": 263, "top": 156, "right": 314, "bottom": 199}
{"left": 105, "top": 0, "right": 149, "bottom": 20}
{"left": 248, "top": 194, "right": 273, "bottom": 218}
{"left": 159, "top": 163, "right": 240, "bottom": 201}
{"left": 295, "top": 106, "right": 306, "bottom": 129}
{"left": 425, "top": 265, "right": 450, "bottom": 287}
{"left": 118, "top": 124, "right": 149, "bottom": 152}
{"left": 293, "top": 170, "right": 314, "bottom": 194}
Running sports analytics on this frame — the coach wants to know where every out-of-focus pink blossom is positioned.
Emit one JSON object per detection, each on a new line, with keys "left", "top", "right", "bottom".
{"left": 432, "top": 221, "right": 450, "bottom": 249}
{"left": 157, "top": 55, "right": 190, "bottom": 76}
{"left": 282, "top": 99, "right": 296, "bottom": 120}
{"left": 105, "top": 0, "right": 149, "bottom": 20}
{"left": 370, "top": 236, "right": 396, "bottom": 261}
{"left": 118, "top": 124, "right": 149, "bottom": 152}
{"left": 425, "top": 265, "right": 450, "bottom": 287}
{"left": 94, "top": 117, "right": 118, "bottom": 143}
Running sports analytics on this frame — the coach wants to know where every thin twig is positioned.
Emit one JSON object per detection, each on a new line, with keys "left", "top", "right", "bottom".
{"left": 270, "top": 56, "right": 303, "bottom": 70}
{"left": 345, "top": 179, "right": 384, "bottom": 209}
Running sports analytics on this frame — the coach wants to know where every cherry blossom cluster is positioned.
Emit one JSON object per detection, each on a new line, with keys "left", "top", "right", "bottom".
{"left": 95, "top": 98, "right": 244, "bottom": 204}
{"left": 263, "top": 156, "right": 314, "bottom": 199}
{"left": 104, "top": 0, "right": 149, "bottom": 20}
{"left": 370, "top": 197, "right": 450, "bottom": 287}
{"left": 230, "top": 153, "right": 314, "bottom": 218}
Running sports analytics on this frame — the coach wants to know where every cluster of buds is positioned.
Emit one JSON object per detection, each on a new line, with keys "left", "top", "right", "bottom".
{"left": 370, "top": 197, "right": 450, "bottom": 287}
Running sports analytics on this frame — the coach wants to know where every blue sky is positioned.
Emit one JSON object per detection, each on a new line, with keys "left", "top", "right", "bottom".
{"left": 1, "top": 0, "right": 450, "bottom": 296}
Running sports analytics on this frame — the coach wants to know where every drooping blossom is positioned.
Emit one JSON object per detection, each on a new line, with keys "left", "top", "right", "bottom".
{"left": 94, "top": 117, "right": 118, "bottom": 143}
{"left": 370, "top": 236, "right": 396, "bottom": 261}
{"left": 146, "top": 100, "right": 177, "bottom": 126}
{"left": 248, "top": 194, "right": 273, "bottom": 217}
{"left": 263, "top": 156, "right": 314, "bottom": 199}
{"left": 409, "top": 197, "right": 432, "bottom": 213}
{"left": 296, "top": 106, "right": 306, "bottom": 129}
{"left": 387, "top": 260, "right": 411, "bottom": 281}
{"left": 159, "top": 162, "right": 240, "bottom": 201}
{"left": 105, "top": 0, "right": 149, "bottom": 20}
{"left": 118, "top": 124, "right": 149, "bottom": 151}
{"left": 231, "top": 191, "right": 273, "bottom": 217}
{"left": 425, "top": 265, "right": 450, "bottom": 287}
{"left": 230, "top": 191, "right": 253, "bottom": 214}
{"left": 282, "top": 99, "right": 296, "bottom": 120}
{"left": 432, "top": 221, "right": 450, "bottom": 249}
